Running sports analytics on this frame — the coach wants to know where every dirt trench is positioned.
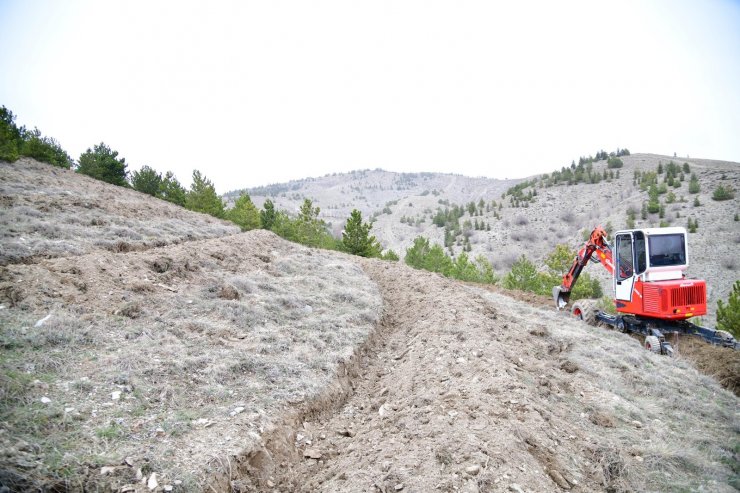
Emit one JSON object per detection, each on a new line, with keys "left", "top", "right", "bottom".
{"left": 240, "top": 258, "right": 738, "bottom": 493}
{"left": 255, "top": 260, "right": 609, "bottom": 492}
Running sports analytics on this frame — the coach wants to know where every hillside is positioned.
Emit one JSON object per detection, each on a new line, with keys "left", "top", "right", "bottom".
{"left": 236, "top": 154, "right": 739, "bottom": 323}
{"left": 1, "top": 158, "right": 240, "bottom": 265}
{"left": 226, "top": 169, "right": 523, "bottom": 238}
{"left": 1, "top": 159, "right": 738, "bottom": 492}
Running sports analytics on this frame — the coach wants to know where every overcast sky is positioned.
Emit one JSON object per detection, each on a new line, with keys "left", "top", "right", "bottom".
{"left": 1, "top": 1, "right": 739, "bottom": 193}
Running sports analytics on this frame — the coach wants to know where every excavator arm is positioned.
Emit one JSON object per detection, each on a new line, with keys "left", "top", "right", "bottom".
{"left": 553, "top": 226, "right": 614, "bottom": 309}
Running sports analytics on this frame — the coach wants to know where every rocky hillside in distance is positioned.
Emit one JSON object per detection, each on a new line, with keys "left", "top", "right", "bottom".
{"left": 233, "top": 153, "right": 739, "bottom": 323}
{"left": 226, "top": 169, "right": 524, "bottom": 236}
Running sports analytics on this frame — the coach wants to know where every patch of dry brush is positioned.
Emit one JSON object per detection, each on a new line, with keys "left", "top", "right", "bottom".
{"left": 0, "top": 231, "right": 381, "bottom": 491}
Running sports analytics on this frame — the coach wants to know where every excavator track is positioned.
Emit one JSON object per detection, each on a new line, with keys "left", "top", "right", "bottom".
{"left": 567, "top": 305, "right": 738, "bottom": 353}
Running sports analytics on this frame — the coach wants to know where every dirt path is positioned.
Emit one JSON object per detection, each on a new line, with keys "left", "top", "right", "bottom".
{"left": 269, "top": 260, "right": 737, "bottom": 492}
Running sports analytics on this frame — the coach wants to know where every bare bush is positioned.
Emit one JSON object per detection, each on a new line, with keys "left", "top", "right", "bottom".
{"left": 560, "top": 211, "right": 576, "bottom": 224}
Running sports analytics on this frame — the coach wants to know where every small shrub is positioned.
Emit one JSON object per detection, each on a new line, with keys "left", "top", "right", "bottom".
{"left": 687, "top": 217, "right": 698, "bottom": 233}
{"left": 503, "top": 255, "right": 542, "bottom": 292}
{"left": 382, "top": 249, "right": 400, "bottom": 261}
{"left": 717, "top": 281, "right": 740, "bottom": 339}
{"left": 712, "top": 184, "right": 735, "bottom": 201}
{"left": 688, "top": 174, "right": 700, "bottom": 194}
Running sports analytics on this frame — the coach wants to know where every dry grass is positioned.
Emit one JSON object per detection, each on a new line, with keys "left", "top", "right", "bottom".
{"left": 0, "top": 231, "right": 381, "bottom": 491}
{"left": 486, "top": 295, "right": 739, "bottom": 492}
{"left": 0, "top": 159, "right": 239, "bottom": 265}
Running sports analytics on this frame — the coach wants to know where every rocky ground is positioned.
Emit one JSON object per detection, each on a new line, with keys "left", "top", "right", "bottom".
{"left": 259, "top": 260, "right": 738, "bottom": 493}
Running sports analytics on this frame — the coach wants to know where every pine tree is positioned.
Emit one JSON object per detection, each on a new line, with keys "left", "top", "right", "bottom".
{"left": 0, "top": 106, "right": 22, "bottom": 162}
{"left": 688, "top": 174, "right": 700, "bottom": 194}
{"left": 260, "top": 199, "right": 277, "bottom": 230}
{"left": 186, "top": 170, "right": 225, "bottom": 218}
{"left": 131, "top": 165, "right": 162, "bottom": 196}
{"left": 226, "top": 193, "right": 261, "bottom": 231}
{"left": 159, "top": 172, "right": 187, "bottom": 206}
{"left": 342, "top": 209, "right": 381, "bottom": 258}
{"left": 717, "top": 281, "right": 740, "bottom": 339}
{"left": 77, "top": 142, "right": 129, "bottom": 186}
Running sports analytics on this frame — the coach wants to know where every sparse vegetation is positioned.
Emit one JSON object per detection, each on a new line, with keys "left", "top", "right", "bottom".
{"left": 712, "top": 184, "right": 735, "bottom": 201}
{"left": 716, "top": 281, "right": 740, "bottom": 339}
{"left": 404, "top": 236, "right": 498, "bottom": 284}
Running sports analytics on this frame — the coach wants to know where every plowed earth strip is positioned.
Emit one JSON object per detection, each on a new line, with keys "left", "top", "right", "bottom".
{"left": 256, "top": 259, "right": 737, "bottom": 493}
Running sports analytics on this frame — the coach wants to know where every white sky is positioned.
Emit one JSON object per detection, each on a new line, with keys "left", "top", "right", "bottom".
{"left": 1, "top": 0, "right": 739, "bottom": 192}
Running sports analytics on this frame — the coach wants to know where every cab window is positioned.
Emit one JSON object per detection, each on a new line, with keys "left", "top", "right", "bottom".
{"left": 634, "top": 231, "right": 646, "bottom": 274}
{"left": 616, "top": 234, "right": 633, "bottom": 281}
{"left": 648, "top": 234, "right": 686, "bottom": 267}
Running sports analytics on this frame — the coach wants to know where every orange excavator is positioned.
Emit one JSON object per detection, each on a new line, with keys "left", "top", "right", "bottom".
{"left": 553, "top": 226, "right": 737, "bottom": 354}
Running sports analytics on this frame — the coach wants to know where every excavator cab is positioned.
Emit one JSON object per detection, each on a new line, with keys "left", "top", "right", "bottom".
{"left": 553, "top": 225, "right": 732, "bottom": 353}
{"left": 611, "top": 227, "right": 705, "bottom": 318}
{"left": 554, "top": 226, "right": 706, "bottom": 319}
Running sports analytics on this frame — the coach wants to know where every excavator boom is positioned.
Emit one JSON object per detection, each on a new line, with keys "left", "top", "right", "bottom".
{"left": 553, "top": 226, "right": 614, "bottom": 309}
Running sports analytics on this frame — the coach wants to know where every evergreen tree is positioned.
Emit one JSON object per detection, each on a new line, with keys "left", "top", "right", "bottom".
{"left": 688, "top": 174, "right": 700, "bottom": 194}
{"left": 647, "top": 185, "right": 660, "bottom": 213}
{"left": 131, "top": 165, "right": 162, "bottom": 196}
{"left": 405, "top": 236, "right": 431, "bottom": 269}
{"left": 0, "top": 106, "right": 23, "bottom": 162}
{"left": 382, "top": 250, "right": 400, "bottom": 261}
{"left": 712, "top": 184, "right": 735, "bottom": 201}
{"left": 423, "top": 245, "right": 453, "bottom": 275}
{"left": 260, "top": 199, "right": 277, "bottom": 230}
{"left": 159, "top": 171, "right": 187, "bottom": 206}
{"left": 20, "top": 128, "right": 72, "bottom": 168}
{"left": 503, "top": 255, "right": 542, "bottom": 292}
{"left": 342, "top": 209, "right": 381, "bottom": 257}
{"left": 77, "top": 142, "right": 129, "bottom": 186}
{"left": 226, "top": 193, "right": 261, "bottom": 231}
{"left": 186, "top": 170, "right": 225, "bottom": 218}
